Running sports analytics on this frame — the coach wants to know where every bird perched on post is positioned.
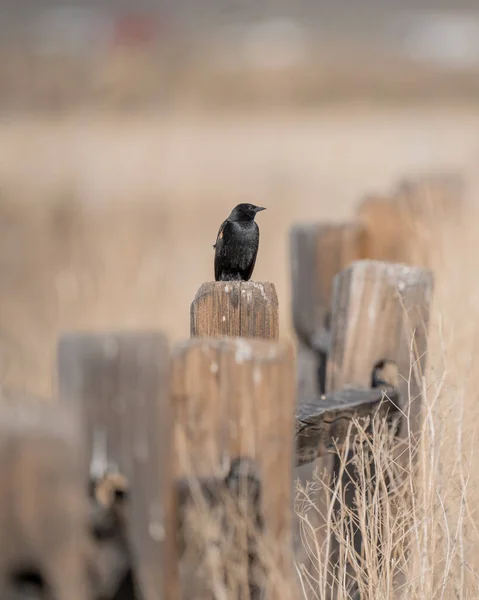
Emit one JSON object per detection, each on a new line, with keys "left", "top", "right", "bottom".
{"left": 213, "top": 203, "right": 266, "bottom": 282}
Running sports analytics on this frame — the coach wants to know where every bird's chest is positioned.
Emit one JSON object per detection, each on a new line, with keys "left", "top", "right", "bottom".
{"left": 231, "top": 221, "right": 258, "bottom": 244}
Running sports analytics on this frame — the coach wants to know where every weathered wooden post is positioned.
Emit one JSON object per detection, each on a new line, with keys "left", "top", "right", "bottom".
{"left": 290, "top": 222, "right": 367, "bottom": 396}
{"left": 191, "top": 281, "right": 279, "bottom": 340}
{"left": 326, "top": 259, "right": 434, "bottom": 595}
{"left": 357, "top": 194, "right": 407, "bottom": 264}
{"left": 57, "top": 331, "right": 178, "bottom": 600}
{"left": 0, "top": 398, "right": 88, "bottom": 600}
{"left": 393, "top": 172, "right": 465, "bottom": 267}
{"left": 357, "top": 172, "right": 464, "bottom": 267}
{"left": 172, "top": 337, "right": 296, "bottom": 599}
{"left": 328, "top": 260, "right": 433, "bottom": 436}
{"left": 289, "top": 222, "right": 368, "bottom": 574}
{"left": 394, "top": 171, "right": 464, "bottom": 221}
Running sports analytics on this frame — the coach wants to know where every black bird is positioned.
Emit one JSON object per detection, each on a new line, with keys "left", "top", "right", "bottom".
{"left": 213, "top": 203, "right": 266, "bottom": 282}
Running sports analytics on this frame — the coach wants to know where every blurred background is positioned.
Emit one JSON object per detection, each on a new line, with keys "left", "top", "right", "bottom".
{"left": 1, "top": 1, "right": 479, "bottom": 396}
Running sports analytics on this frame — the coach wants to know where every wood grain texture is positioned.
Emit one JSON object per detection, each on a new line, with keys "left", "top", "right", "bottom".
{"left": 172, "top": 337, "right": 295, "bottom": 599}
{"left": 295, "top": 387, "right": 399, "bottom": 467}
{"left": 0, "top": 400, "right": 88, "bottom": 600}
{"left": 190, "top": 281, "right": 279, "bottom": 340}
{"left": 327, "top": 259, "right": 433, "bottom": 436}
{"left": 57, "top": 331, "right": 178, "bottom": 600}
{"left": 326, "top": 259, "right": 433, "bottom": 597}
{"left": 289, "top": 223, "right": 368, "bottom": 574}
{"left": 290, "top": 222, "right": 367, "bottom": 350}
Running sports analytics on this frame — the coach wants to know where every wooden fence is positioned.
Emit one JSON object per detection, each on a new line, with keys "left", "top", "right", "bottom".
{"left": 0, "top": 174, "right": 462, "bottom": 600}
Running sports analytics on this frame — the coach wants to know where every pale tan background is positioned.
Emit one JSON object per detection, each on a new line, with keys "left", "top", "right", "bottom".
{"left": 0, "top": 6, "right": 478, "bottom": 595}
{"left": 1, "top": 4, "right": 479, "bottom": 399}
{"left": 0, "top": 107, "right": 478, "bottom": 396}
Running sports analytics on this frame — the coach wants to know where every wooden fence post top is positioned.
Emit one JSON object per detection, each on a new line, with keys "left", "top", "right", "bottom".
{"left": 339, "top": 259, "right": 432, "bottom": 285}
{"left": 290, "top": 221, "right": 366, "bottom": 236}
{"left": 394, "top": 171, "right": 464, "bottom": 215}
{"left": 174, "top": 335, "right": 290, "bottom": 362}
{"left": 338, "top": 259, "right": 434, "bottom": 287}
{"left": 193, "top": 281, "right": 278, "bottom": 304}
{"left": 191, "top": 281, "right": 279, "bottom": 340}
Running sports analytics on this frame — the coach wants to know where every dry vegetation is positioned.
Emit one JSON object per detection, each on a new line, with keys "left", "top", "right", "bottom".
{"left": 293, "top": 192, "right": 479, "bottom": 598}
{"left": 1, "top": 106, "right": 479, "bottom": 398}
{"left": 1, "top": 45, "right": 479, "bottom": 597}
{"left": 3, "top": 48, "right": 479, "bottom": 111}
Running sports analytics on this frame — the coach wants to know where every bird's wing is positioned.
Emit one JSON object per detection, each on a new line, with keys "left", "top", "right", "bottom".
{"left": 213, "top": 219, "right": 228, "bottom": 249}
{"left": 214, "top": 220, "right": 235, "bottom": 280}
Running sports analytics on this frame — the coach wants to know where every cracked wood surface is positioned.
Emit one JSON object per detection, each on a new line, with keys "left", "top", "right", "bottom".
{"left": 190, "top": 281, "right": 279, "bottom": 340}
{"left": 295, "top": 386, "right": 399, "bottom": 466}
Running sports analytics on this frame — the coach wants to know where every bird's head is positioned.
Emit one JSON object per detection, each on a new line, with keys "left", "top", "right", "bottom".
{"left": 229, "top": 203, "right": 266, "bottom": 222}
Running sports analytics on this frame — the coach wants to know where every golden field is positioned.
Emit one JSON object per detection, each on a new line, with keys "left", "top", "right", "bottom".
{"left": 2, "top": 79, "right": 479, "bottom": 594}
{"left": 0, "top": 105, "right": 478, "bottom": 398}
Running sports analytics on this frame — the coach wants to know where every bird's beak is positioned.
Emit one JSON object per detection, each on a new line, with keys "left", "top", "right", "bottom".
{"left": 255, "top": 206, "right": 266, "bottom": 212}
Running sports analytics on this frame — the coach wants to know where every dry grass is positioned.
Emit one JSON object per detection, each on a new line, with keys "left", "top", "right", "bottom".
{"left": 1, "top": 98, "right": 479, "bottom": 597}
{"left": 0, "top": 107, "right": 479, "bottom": 396}
{"left": 162, "top": 126, "right": 479, "bottom": 597}
{"left": 3, "top": 48, "right": 479, "bottom": 111}
{"left": 294, "top": 192, "right": 479, "bottom": 598}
